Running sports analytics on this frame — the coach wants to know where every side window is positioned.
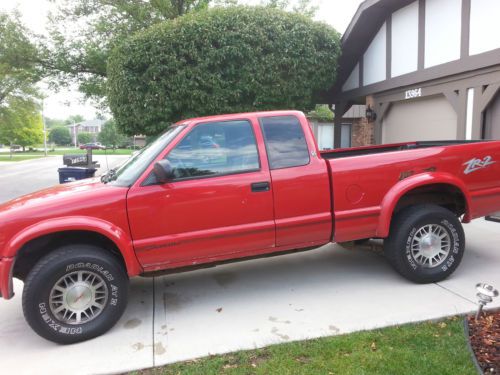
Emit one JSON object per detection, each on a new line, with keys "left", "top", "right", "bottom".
{"left": 166, "top": 120, "right": 260, "bottom": 180}
{"left": 260, "top": 116, "right": 310, "bottom": 170}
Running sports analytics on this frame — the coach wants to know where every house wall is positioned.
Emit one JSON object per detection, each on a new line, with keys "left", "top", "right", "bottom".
{"left": 469, "top": 0, "right": 500, "bottom": 55}
{"left": 351, "top": 118, "right": 375, "bottom": 147}
{"left": 340, "top": 0, "right": 500, "bottom": 96}
{"left": 369, "top": 68, "right": 500, "bottom": 144}
{"left": 334, "top": 0, "right": 500, "bottom": 148}
{"left": 484, "top": 92, "right": 500, "bottom": 139}
{"left": 363, "top": 23, "right": 387, "bottom": 85}
{"left": 342, "top": 64, "right": 360, "bottom": 92}
{"left": 391, "top": 2, "right": 419, "bottom": 77}
{"left": 424, "top": 0, "right": 462, "bottom": 68}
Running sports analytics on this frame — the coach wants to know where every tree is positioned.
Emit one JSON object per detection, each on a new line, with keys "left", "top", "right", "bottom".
{"left": 0, "top": 97, "right": 44, "bottom": 151}
{"left": 44, "top": 117, "right": 65, "bottom": 129}
{"left": 0, "top": 12, "right": 43, "bottom": 107}
{"left": 98, "top": 119, "right": 127, "bottom": 148}
{"left": 45, "top": 0, "right": 234, "bottom": 104}
{"left": 64, "top": 115, "right": 85, "bottom": 125}
{"left": 49, "top": 126, "right": 72, "bottom": 145}
{"left": 108, "top": 6, "right": 340, "bottom": 135}
{"left": 0, "top": 12, "right": 45, "bottom": 153}
{"left": 77, "top": 132, "right": 93, "bottom": 144}
{"left": 43, "top": 0, "right": 318, "bottom": 105}
{"left": 307, "top": 105, "right": 334, "bottom": 122}
{"left": 261, "top": 0, "right": 318, "bottom": 17}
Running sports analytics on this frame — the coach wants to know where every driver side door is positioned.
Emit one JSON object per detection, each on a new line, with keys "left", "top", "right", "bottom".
{"left": 127, "top": 118, "right": 275, "bottom": 270}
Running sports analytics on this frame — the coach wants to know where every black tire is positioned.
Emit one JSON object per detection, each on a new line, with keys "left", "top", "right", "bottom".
{"left": 22, "top": 245, "right": 129, "bottom": 344}
{"left": 384, "top": 204, "right": 465, "bottom": 284}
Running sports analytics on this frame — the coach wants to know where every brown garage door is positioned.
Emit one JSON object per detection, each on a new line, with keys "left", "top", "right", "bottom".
{"left": 484, "top": 92, "right": 500, "bottom": 140}
{"left": 382, "top": 95, "right": 457, "bottom": 144}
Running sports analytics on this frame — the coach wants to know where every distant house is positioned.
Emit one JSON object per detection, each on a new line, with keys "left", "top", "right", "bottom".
{"left": 67, "top": 119, "right": 106, "bottom": 145}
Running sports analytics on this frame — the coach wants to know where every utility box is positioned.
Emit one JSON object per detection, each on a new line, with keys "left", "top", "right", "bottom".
{"left": 59, "top": 148, "right": 99, "bottom": 183}
{"left": 62, "top": 154, "right": 90, "bottom": 167}
{"left": 58, "top": 167, "right": 97, "bottom": 184}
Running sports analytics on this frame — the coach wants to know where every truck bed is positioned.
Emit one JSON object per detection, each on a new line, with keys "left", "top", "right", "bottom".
{"left": 321, "top": 140, "right": 485, "bottom": 159}
{"left": 323, "top": 140, "right": 500, "bottom": 243}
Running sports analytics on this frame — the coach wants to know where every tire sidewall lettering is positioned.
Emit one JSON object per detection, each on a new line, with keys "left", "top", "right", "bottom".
{"left": 405, "top": 227, "right": 418, "bottom": 270}
{"left": 66, "top": 262, "right": 114, "bottom": 281}
{"left": 405, "top": 219, "right": 460, "bottom": 272}
{"left": 37, "top": 264, "right": 120, "bottom": 336}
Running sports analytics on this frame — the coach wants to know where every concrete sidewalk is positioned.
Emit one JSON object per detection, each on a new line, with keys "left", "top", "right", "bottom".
{"left": 0, "top": 219, "right": 498, "bottom": 374}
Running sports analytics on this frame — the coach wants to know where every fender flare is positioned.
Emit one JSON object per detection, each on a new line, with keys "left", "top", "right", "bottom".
{"left": 376, "top": 172, "right": 472, "bottom": 238}
{"left": 5, "top": 216, "right": 143, "bottom": 276}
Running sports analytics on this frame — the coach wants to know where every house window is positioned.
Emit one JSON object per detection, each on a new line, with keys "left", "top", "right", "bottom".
{"left": 317, "top": 124, "right": 334, "bottom": 150}
{"left": 340, "top": 123, "right": 352, "bottom": 148}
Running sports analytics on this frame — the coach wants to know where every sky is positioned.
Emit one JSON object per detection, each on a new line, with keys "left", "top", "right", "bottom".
{"left": 0, "top": 0, "right": 362, "bottom": 120}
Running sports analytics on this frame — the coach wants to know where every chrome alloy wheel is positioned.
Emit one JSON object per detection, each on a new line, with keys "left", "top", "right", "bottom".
{"left": 410, "top": 224, "right": 451, "bottom": 268}
{"left": 49, "top": 271, "right": 108, "bottom": 325}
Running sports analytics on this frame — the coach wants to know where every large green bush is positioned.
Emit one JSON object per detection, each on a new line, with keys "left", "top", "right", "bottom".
{"left": 108, "top": 6, "right": 341, "bottom": 136}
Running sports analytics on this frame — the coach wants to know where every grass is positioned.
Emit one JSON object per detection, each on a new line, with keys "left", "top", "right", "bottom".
{"left": 0, "top": 148, "right": 134, "bottom": 156}
{"left": 0, "top": 155, "right": 48, "bottom": 162}
{"left": 133, "top": 318, "right": 475, "bottom": 375}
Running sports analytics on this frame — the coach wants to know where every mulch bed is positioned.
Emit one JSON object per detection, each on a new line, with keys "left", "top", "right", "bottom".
{"left": 467, "top": 310, "right": 500, "bottom": 374}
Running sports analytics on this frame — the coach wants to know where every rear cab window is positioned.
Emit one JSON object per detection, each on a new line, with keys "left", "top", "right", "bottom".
{"left": 260, "top": 115, "right": 310, "bottom": 170}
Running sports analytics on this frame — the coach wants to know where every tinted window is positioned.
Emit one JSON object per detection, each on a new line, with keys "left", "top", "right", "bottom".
{"left": 110, "top": 126, "right": 185, "bottom": 187}
{"left": 260, "top": 116, "right": 310, "bottom": 170}
{"left": 166, "top": 120, "right": 259, "bottom": 180}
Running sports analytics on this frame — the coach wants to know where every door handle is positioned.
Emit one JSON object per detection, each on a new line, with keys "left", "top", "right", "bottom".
{"left": 251, "top": 181, "right": 270, "bottom": 193}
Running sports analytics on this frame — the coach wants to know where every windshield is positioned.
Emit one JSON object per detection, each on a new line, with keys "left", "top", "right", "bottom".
{"left": 106, "top": 126, "right": 185, "bottom": 187}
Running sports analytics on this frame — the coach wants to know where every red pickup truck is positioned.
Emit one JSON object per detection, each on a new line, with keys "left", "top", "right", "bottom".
{"left": 1, "top": 110, "right": 499, "bottom": 343}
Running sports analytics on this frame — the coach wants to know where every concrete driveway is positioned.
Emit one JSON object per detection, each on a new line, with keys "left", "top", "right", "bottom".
{"left": 0, "top": 158, "right": 499, "bottom": 374}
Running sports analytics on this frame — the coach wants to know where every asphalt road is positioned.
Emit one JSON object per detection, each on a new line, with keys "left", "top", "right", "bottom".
{"left": 0, "top": 155, "right": 129, "bottom": 203}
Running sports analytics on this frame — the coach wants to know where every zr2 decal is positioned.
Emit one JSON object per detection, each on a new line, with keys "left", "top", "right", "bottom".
{"left": 463, "top": 156, "right": 495, "bottom": 175}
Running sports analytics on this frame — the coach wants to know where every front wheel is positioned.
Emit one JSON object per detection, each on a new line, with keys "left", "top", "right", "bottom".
{"left": 384, "top": 204, "right": 465, "bottom": 284}
{"left": 22, "top": 245, "right": 129, "bottom": 344}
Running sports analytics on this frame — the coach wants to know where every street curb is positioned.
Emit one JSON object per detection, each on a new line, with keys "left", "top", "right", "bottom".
{"left": 463, "top": 316, "right": 484, "bottom": 375}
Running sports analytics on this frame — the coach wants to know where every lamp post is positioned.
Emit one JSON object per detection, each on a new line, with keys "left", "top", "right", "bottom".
{"left": 42, "top": 98, "right": 48, "bottom": 157}
{"left": 73, "top": 121, "right": 77, "bottom": 148}
{"left": 475, "top": 283, "right": 499, "bottom": 319}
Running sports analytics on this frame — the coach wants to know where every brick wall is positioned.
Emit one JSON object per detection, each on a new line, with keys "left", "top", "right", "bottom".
{"left": 351, "top": 117, "right": 375, "bottom": 147}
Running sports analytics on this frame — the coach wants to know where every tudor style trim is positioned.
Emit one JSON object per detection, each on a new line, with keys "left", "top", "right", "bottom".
{"left": 461, "top": 0, "right": 471, "bottom": 59}
{"left": 331, "top": 0, "right": 500, "bottom": 148}
{"left": 418, "top": 0, "right": 426, "bottom": 70}
{"left": 331, "top": 0, "right": 500, "bottom": 103}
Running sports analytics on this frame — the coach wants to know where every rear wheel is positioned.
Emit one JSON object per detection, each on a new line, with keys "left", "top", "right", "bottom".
{"left": 384, "top": 204, "right": 465, "bottom": 283}
{"left": 22, "top": 245, "right": 128, "bottom": 344}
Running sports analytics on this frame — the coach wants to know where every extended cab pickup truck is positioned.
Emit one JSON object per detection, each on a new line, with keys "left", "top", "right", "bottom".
{"left": 1, "top": 110, "right": 499, "bottom": 344}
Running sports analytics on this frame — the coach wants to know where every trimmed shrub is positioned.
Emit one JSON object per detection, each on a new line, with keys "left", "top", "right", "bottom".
{"left": 108, "top": 6, "right": 341, "bottom": 135}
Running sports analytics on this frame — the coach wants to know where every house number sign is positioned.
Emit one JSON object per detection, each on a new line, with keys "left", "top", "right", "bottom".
{"left": 405, "top": 88, "right": 422, "bottom": 100}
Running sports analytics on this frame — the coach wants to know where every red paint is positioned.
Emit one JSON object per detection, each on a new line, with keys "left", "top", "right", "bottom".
{"left": 1, "top": 110, "right": 500, "bottom": 299}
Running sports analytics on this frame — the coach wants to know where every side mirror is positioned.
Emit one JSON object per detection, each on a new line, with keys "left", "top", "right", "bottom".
{"left": 153, "top": 159, "right": 174, "bottom": 183}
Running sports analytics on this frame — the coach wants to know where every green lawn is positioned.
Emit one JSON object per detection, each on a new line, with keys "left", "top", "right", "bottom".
{"left": 0, "top": 148, "right": 134, "bottom": 156}
{"left": 0, "top": 155, "right": 48, "bottom": 162}
{"left": 134, "top": 318, "right": 475, "bottom": 375}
